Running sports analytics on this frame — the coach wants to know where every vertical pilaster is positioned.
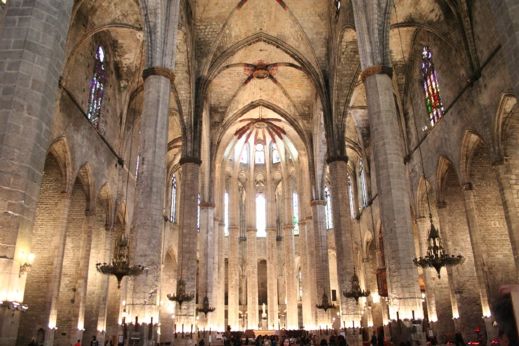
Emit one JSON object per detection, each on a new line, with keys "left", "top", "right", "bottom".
{"left": 299, "top": 218, "right": 315, "bottom": 329}
{"left": 494, "top": 164, "right": 519, "bottom": 274}
{"left": 246, "top": 227, "right": 258, "bottom": 329}
{"left": 460, "top": 184, "right": 491, "bottom": 316}
{"left": 198, "top": 202, "right": 215, "bottom": 328}
{"left": 214, "top": 220, "right": 226, "bottom": 330}
{"left": 265, "top": 146, "right": 278, "bottom": 330}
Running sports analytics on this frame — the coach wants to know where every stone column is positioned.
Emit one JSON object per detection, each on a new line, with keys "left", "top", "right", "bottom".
{"left": 198, "top": 202, "right": 215, "bottom": 328}
{"left": 214, "top": 220, "right": 226, "bottom": 330}
{"left": 265, "top": 147, "right": 278, "bottom": 330}
{"left": 298, "top": 218, "right": 315, "bottom": 329}
{"left": 494, "top": 163, "right": 519, "bottom": 274}
{"left": 489, "top": 1, "right": 519, "bottom": 97}
{"left": 228, "top": 174, "right": 240, "bottom": 330}
{"left": 328, "top": 159, "right": 359, "bottom": 327}
{"left": 246, "top": 226, "right": 259, "bottom": 329}
{"left": 362, "top": 72, "right": 422, "bottom": 319}
{"left": 129, "top": 69, "right": 172, "bottom": 339}
{"left": 352, "top": 0, "right": 422, "bottom": 323}
{"left": 282, "top": 184, "right": 298, "bottom": 329}
{"left": 460, "top": 183, "right": 491, "bottom": 316}
{"left": 0, "top": 2, "right": 73, "bottom": 344}
{"left": 311, "top": 200, "right": 331, "bottom": 327}
{"left": 176, "top": 159, "right": 201, "bottom": 329}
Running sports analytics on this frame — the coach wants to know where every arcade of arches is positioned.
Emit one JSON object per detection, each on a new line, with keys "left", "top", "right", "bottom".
{"left": 0, "top": 0, "right": 519, "bottom": 345}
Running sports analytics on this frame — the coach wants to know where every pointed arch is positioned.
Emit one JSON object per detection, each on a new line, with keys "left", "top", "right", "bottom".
{"left": 76, "top": 163, "right": 96, "bottom": 213}
{"left": 459, "top": 130, "right": 484, "bottom": 184}
{"left": 48, "top": 136, "right": 73, "bottom": 193}
{"left": 493, "top": 93, "right": 517, "bottom": 162}
{"left": 435, "top": 155, "right": 455, "bottom": 205}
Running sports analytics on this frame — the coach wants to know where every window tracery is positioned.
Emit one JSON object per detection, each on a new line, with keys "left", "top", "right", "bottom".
{"left": 292, "top": 192, "right": 299, "bottom": 235}
{"left": 255, "top": 143, "right": 265, "bottom": 164}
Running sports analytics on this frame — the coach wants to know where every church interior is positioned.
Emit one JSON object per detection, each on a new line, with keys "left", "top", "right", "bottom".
{"left": 1, "top": 0, "right": 519, "bottom": 345}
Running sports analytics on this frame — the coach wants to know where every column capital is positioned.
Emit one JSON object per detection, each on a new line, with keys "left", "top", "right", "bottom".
{"left": 326, "top": 155, "right": 348, "bottom": 164}
{"left": 179, "top": 156, "right": 202, "bottom": 165}
{"left": 142, "top": 66, "right": 175, "bottom": 84}
{"left": 360, "top": 65, "right": 393, "bottom": 83}
{"left": 311, "top": 199, "right": 326, "bottom": 206}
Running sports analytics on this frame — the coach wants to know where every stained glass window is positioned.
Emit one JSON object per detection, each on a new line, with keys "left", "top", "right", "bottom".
{"left": 256, "top": 193, "right": 266, "bottom": 237}
{"left": 324, "top": 186, "right": 333, "bottom": 230}
{"left": 255, "top": 143, "right": 265, "bottom": 164}
{"left": 135, "top": 154, "right": 141, "bottom": 179}
{"left": 292, "top": 192, "right": 299, "bottom": 235}
{"left": 170, "top": 175, "right": 177, "bottom": 222}
{"left": 421, "top": 46, "right": 444, "bottom": 126}
{"left": 87, "top": 46, "right": 107, "bottom": 127}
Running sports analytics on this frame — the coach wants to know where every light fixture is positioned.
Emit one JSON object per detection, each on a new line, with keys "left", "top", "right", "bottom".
{"left": 96, "top": 129, "right": 144, "bottom": 288}
{"left": 316, "top": 292, "right": 336, "bottom": 312}
{"left": 196, "top": 295, "right": 215, "bottom": 316}
{"left": 167, "top": 279, "right": 194, "bottom": 307}
{"left": 343, "top": 267, "right": 370, "bottom": 303}
{"left": 96, "top": 234, "right": 144, "bottom": 288}
{"left": 19, "top": 251, "right": 35, "bottom": 277}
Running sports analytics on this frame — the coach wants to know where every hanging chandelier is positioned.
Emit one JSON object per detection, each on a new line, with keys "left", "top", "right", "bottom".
{"left": 167, "top": 279, "right": 194, "bottom": 307}
{"left": 343, "top": 267, "right": 370, "bottom": 303}
{"left": 413, "top": 215, "right": 464, "bottom": 278}
{"left": 96, "top": 234, "right": 144, "bottom": 288}
{"left": 316, "top": 292, "right": 336, "bottom": 311}
{"left": 196, "top": 295, "right": 215, "bottom": 315}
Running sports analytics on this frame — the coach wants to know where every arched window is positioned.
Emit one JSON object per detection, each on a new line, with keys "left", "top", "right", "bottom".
{"left": 272, "top": 144, "right": 281, "bottom": 164}
{"left": 255, "top": 143, "right": 265, "bottom": 164}
{"left": 335, "top": 0, "right": 341, "bottom": 13}
{"left": 197, "top": 193, "right": 201, "bottom": 231}
{"left": 256, "top": 193, "right": 266, "bottom": 237}
{"left": 348, "top": 176, "right": 356, "bottom": 219}
{"left": 87, "top": 45, "right": 107, "bottom": 127}
{"left": 359, "top": 161, "right": 369, "bottom": 208}
{"left": 238, "top": 143, "right": 249, "bottom": 164}
{"left": 224, "top": 192, "right": 229, "bottom": 236}
{"left": 170, "top": 175, "right": 177, "bottom": 222}
{"left": 324, "top": 186, "right": 333, "bottom": 230}
{"left": 292, "top": 192, "right": 299, "bottom": 235}
{"left": 421, "top": 46, "right": 444, "bottom": 126}
{"left": 135, "top": 154, "right": 141, "bottom": 180}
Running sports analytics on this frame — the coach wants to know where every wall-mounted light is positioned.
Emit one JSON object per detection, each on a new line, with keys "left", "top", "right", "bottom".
{"left": 19, "top": 252, "right": 35, "bottom": 277}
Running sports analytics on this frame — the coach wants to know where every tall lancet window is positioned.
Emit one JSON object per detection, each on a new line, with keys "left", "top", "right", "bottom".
{"left": 224, "top": 192, "right": 229, "bottom": 236}
{"left": 255, "top": 143, "right": 265, "bottom": 164}
{"left": 170, "top": 175, "right": 177, "bottom": 222}
{"left": 421, "top": 46, "right": 445, "bottom": 126}
{"left": 292, "top": 192, "right": 300, "bottom": 235}
{"left": 239, "top": 143, "right": 249, "bottom": 164}
{"left": 197, "top": 193, "right": 201, "bottom": 231}
{"left": 272, "top": 144, "right": 281, "bottom": 164}
{"left": 348, "top": 176, "right": 356, "bottom": 219}
{"left": 324, "top": 186, "right": 333, "bottom": 230}
{"left": 359, "top": 161, "right": 369, "bottom": 208}
{"left": 87, "top": 45, "right": 107, "bottom": 127}
{"left": 256, "top": 193, "right": 266, "bottom": 237}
